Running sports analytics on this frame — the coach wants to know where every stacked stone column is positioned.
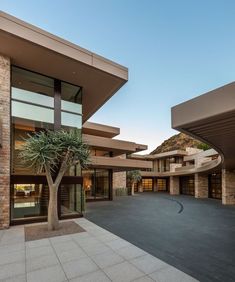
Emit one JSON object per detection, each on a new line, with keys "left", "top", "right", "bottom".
{"left": 0, "top": 55, "right": 10, "bottom": 229}
{"left": 222, "top": 169, "right": 235, "bottom": 205}
{"left": 194, "top": 173, "right": 208, "bottom": 198}
{"left": 169, "top": 176, "right": 180, "bottom": 195}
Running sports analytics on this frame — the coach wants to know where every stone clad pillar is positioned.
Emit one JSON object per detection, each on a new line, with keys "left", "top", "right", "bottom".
{"left": 169, "top": 176, "right": 180, "bottom": 195}
{"left": 153, "top": 178, "right": 158, "bottom": 192}
{"left": 222, "top": 169, "right": 235, "bottom": 205}
{"left": 195, "top": 173, "right": 208, "bottom": 198}
{"left": 0, "top": 55, "right": 10, "bottom": 229}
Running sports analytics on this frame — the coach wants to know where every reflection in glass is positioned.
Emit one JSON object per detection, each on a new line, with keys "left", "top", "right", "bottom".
{"left": 157, "top": 178, "right": 168, "bottom": 191}
{"left": 12, "top": 101, "right": 54, "bottom": 124}
{"left": 82, "top": 169, "right": 110, "bottom": 200}
{"left": 142, "top": 178, "right": 153, "bottom": 191}
{"left": 180, "top": 176, "right": 195, "bottom": 195}
{"left": 60, "top": 184, "right": 83, "bottom": 215}
{"left": 61, "top": 112, "right": 82, "bottom": 129}
{"left": 11, "top": 184, "right": 48, "bottom": 219}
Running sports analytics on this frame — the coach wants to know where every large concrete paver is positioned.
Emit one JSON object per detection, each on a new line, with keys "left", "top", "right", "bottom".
{"left": 0, "top": 218, "right": 197, "bottom": 282}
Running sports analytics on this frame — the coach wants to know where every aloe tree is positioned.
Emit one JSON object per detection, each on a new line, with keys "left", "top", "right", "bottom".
{"left": 20, "top": 129, "right": 90, "bottom": 231}
{"left": 127, "top": 170, "right": 142, "bottom": 196}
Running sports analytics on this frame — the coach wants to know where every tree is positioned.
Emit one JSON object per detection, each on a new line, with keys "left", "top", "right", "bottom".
{"left": 127, "top": 170, "right": 142, "bottom": 196}
{"left": 197, "top": 142, "right": 211, "bottom": 151}
{"left": 20, "top": 129, "right": 90, "bottom": 231}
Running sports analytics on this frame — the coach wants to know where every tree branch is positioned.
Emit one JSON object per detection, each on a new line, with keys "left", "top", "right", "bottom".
{"left": 54, "top": 150, "right": 70, "bottom": 188}
{"left": 44, "top": 163, "right": 54, "bottom": 188}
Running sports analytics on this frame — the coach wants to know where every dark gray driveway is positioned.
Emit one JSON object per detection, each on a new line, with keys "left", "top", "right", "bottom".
{"left": 85, "top": 193, "right": 235, "bottom": 282}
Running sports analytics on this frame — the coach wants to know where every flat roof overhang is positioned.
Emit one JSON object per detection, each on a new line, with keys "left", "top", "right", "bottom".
{"left": 172, "top": 82, "right": 235, "bottom": 169}
{"left": 83, "top": 134, "right": 147, "bottom": 156}
{"left": 141, "top": 157, "right": 221, "bottom": 177}
{"left": 130, "top": 150, "right": 188, "bottom": 161}
{"left": 82, "top": 121, "right": 120, "bottom": 138}
{"left": 0, "top": 12, "right": 128, "bottom": 122}
{"left": 89, "top": 156, "right": 153, "bottom": 171}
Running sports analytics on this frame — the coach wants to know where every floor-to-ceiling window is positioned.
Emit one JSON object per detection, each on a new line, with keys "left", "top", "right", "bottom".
{"left": 142, "top": 178, "right": 153, "bottom": 192}
{"left": 157, "top": 178, "right": 168, "bottom": 192}
{"left": 82, "top": 169, "right": 111, "bottom": 200}
{"left": 180, "top": 176, "right": 195, "bottom": 196}
{"left": 11, "top": 66, "right": 83, "bottom": 223}
{"left": 208, "top": 173, "right": 222, "bottom": 199}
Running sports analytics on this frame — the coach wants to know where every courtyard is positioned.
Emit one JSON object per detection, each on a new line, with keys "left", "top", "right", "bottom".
{"left": 0, "top": 218, "right": 197, "bottom": 282}
{"left": 86, "top": 193, "right": 235, "bottom": 282}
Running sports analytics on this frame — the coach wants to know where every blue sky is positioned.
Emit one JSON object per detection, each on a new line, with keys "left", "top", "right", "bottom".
{"left": 1, "top": 0, "right": 235, "bottom": 153}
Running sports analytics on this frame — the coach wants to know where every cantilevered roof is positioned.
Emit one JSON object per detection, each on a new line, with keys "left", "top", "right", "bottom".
{"left": 89, "top": 156, "right": 153, "bottom": 171}
{"left": 83, "top": 121, "right": 120, "bottom": 138}
{"left": 83, "top": 134, "right": 147, "bottom": 156}
{"left": 130, "top": 150, "right": 188, "bottom": 160}
{"left": 172, "top": 82, "right": 235, "bottom": 169}
{"left": 0, "top": 11, "right": 128, "bottom": 122}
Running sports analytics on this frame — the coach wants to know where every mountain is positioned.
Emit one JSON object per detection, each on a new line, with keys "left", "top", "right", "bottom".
{"left": 150, "top": 133, "right": 205, "bottom": 154}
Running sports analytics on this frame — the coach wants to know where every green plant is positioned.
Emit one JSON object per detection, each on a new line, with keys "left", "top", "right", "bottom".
{"left": 20, "top": 129, "right": 90, "bottom": 230}
{"left": 197, "top": 142, "right": 211, "bottom": 151}
{"left": 127, "top": 170, "right": 142, "bottom": 195}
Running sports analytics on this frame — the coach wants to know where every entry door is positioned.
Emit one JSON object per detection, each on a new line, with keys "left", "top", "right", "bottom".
{"left": 157, "top": 178, "right": 168, "bottom": 192}
{"left": 180, "top": 176, "right": 195, "bottom": 196}
{"left": 142, "top": 178, "right": 153, "bottom": 192}
{"left": 209, "top": 173, "right": 222, "bottom": 199}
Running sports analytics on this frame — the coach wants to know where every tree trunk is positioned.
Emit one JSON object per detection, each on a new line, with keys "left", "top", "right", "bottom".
{"left": 131, "top": 182, "right": 135, "bottom": 196}
{"left": 48, "top": 185, "right": 59, "bottom": 231}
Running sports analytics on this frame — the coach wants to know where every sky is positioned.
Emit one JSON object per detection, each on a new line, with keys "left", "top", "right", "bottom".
{"left": 1, "top": 0, "right": 235, "bottom": 153}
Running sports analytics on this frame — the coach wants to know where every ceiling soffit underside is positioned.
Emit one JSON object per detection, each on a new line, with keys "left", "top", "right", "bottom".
{"left": 0, "top": 30, "right": 127, "bottom": 122}
{"left": 181, "top": 112, "right": 235, "bottom": 169}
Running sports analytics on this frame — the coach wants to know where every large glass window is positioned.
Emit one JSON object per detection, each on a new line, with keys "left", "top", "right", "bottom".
{"left": 209, "top": 173, "right": 221, "bottom": 199}
{"left": 157, "top": 178, "right": 168, "bottom": 192}
{"left": 11, "top": 183, "right": 49, "bottom": 219}
{"left": 60, "top": 184, "right": 83, "bottom": 215}
{"left": 142, "top": 178, "right": 153, "bottom": 192}
{"left": 180, "top": 176, "right": 195, "bottom": 196}
{"left": 82, "top": 169, "right": 111, "bottom": 200}
{"left": 11, "top": 66, "right": 83, "bottom": 222}
{"left": 61, "top": 81, "right": 82, "bottom": 130}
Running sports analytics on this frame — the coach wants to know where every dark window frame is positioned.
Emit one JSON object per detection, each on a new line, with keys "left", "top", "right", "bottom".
{"left": 10, "top": 65, "right": 83, "bottom": 225}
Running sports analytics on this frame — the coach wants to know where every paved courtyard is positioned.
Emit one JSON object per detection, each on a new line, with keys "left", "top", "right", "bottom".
{"left": 85, "top": 193, "right": 235, "bottom": 282}
{"left": 0, "top": 218, "right": 196, "bottom": 282}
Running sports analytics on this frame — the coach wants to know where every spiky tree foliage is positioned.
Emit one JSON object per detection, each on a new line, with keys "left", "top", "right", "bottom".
{"left": 127, "top": 170, "right": 142, "bottom": 196}
{"left": 20, "top": 129, "right": 90, "bottom": 230}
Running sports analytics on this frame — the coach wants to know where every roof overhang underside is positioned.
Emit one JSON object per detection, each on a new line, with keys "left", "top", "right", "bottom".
{"left": 89, "top": 156, "right": 153, "bottom": 171}
{"left": 0, "top": 12, "right": 128, "bottom": 122}
{"left": 172, "top": 82, "right": 235, "bottom": 169}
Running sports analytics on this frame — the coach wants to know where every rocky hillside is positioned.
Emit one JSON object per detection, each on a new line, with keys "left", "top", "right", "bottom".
{"left": 151, "top": 133, "right": 205, "bottom": 154}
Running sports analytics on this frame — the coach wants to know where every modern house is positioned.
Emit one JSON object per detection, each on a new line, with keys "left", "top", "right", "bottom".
{"left": 171, "top": 82, "right": 235, "bottom": 205}
{"left": 130, "top": 147, "right": 222, "bottom": 198}
{"left": 1, "top": 12, "right": 235, "bottom": 230}
{"left": 0, "top": 12, "right": 150, "bottom": 228}
{"left": 130, "top": 83, "right": 235, "bottom": 206}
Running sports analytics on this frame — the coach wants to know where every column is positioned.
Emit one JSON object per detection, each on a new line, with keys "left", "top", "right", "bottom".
{"left": 194, "top": 173, "right": 208, "bottom": 198}
{"left": 153, "top": 178, "right": 158, "bottom": 192}
{"left": 112, "top": 171, "right": 127, "bottom": 196}
{"left": 0, "top": 55, "right": 10, "bottom": 229}
{"left": 169, "top": 176, "right": 180, "bottom": 195}
{"left": 222, "top": 169, "right": 235, "bottom": 205}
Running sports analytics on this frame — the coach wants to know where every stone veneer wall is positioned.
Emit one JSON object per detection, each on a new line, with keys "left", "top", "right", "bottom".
{"left": 195, "top": 173, "right": 208, "bottom": 198}
{"left": 0, "top": 55, "right": 10, "bottom": 229}
{"left": 169, "top": 176, "right": 180, "bottom": 195}
{"left": 113, "top": 171, "right": 127, "bottom": 190}
{"left": 222, "top": 169, "right": 235, "bottom": 205}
